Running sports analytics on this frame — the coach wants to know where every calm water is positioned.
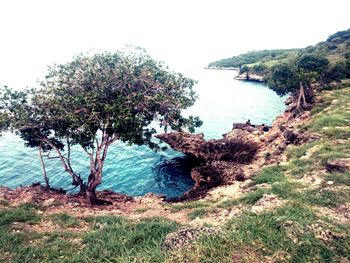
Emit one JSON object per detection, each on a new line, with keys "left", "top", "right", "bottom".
{"left": 0, "top": 69, "right": 286, "bottom": 197}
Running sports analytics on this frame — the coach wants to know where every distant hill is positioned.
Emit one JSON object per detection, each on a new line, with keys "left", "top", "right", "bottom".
{"left": 208, "top": 29, "right": 350, "bottom": 70}
{"left": 208, "top": 49, "right": 300, "bottom": 69}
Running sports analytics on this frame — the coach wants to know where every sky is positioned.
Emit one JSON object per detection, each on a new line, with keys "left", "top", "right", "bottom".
{"left": 0, "top": 0, "right": 349, "bottom": 89}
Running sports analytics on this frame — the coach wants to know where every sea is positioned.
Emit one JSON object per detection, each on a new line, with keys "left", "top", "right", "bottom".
{"left": 0, "top": 69, "right": 286, "bottom": 198}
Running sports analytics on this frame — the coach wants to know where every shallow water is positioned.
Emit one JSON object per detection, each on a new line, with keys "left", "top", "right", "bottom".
{"left": 0, "top": 69, "right": 286, "bottom": 197}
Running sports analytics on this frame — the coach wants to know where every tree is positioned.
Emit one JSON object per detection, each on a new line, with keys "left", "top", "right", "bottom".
{"left": 0, "top": 86, "right": 53, "bottom": 188}
{"left": 322, "top": 61, "right": 347, "bottom": 83}
{"left": 1, "top": 49, "right": 202, "bottom": 205}
{"left": 265, "top": 54, "right": 329, "bottom": 109}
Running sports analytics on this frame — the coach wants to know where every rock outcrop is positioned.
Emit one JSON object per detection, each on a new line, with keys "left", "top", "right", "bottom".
{"left": 156, "top": 132, "right": 259, "bottom": 163}
{"left": 157, "top": 94, "right": 320, "bottom": 201}
{"left": 156, "top": 123, "right": 266, "bottom": 201}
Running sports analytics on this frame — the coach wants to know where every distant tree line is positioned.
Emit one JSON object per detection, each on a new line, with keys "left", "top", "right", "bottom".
{"left": 208, "top": 49, "right": 299, "bottom": 68}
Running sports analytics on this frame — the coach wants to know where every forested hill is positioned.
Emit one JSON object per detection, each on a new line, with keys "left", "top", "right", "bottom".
{"left": 208, "top": 28, "right": 350, "bottom": 73}
{"left": 208, "top": 49, "right": 300, "bottom": 69}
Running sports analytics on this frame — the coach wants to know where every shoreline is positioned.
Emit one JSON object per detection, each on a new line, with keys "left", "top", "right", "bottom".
{"left": 0, "top": 91, "right": 311, "bottom": 205}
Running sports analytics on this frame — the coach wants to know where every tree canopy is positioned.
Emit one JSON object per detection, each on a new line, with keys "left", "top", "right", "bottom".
{"left": 265, "top": 54, "right": 329, "bottom": 108}
{"left": 1, "top": 48, "right": 202, "bottom": 204}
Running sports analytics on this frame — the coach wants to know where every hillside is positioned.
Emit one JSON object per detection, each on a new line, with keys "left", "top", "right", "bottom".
{"left": 209, "top": 29, "right": 350, "bottom": 72}
{"left": 1, "top": 82, "right": 350, "bottom": 262}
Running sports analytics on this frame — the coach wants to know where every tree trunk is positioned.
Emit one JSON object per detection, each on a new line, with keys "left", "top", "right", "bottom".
{"left": 38, "top": 144, "right": 50, "bottom": 189}
{"left": 72, "top": 176, "right": 86, "bottom": 193}
{"left": 304, "top": 82, "right": 314, "bottom": 104}
{"left": 86, "top": 171, "right": 102, "bottom": 205}
{"left": 297, "top": 82, "right": 307, "bottom": 109}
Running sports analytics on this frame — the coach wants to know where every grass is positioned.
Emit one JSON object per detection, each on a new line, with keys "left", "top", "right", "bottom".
{"left": 78, "top": 216, "right": 179, "bottom": 262}
{"left": 168, "top": 200, "right": 213, "bottom": 213}
{"left": 252, "top": 165, "right": 286, "bottom": 185}
{"left": 324, "top": 172, "right": 350, "bottom": 186}
{"left": 0, "top": 206, "right": 40, "bottom": 227}
{"left": 51, "top": 213, "right": 80, "bottom": 228}
{"left": 0, "top": 205, "right": 41, "bottom": 262}
{"left": 168, "top": 203, "right": 350, "bottom": 262}
{"left": 297, "top": 188, "right": 350, "bottom": 208}
{"left": 0, "top": 204, "right": 180, "bottom": 263}
{"left": 187, "top": 208, "right": 207, "bottom": 220}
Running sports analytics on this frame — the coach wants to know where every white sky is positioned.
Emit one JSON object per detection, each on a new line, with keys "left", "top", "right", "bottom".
{"left": 0, "top": 0, "right": 349, "bottom": 89}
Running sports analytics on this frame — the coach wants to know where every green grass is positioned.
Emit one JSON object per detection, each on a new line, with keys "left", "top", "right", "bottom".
{"left": 252, "top": 165, "right": 286, "bottom": 185}
{"left": 77, "top": 216, "right": 179, "bottom": 262}
{"left": 51, "top": 213, "right": 80, "bottom": 228}
{"left": 187, "top": 208, "right": 207, "bottom": 220}
{"left": 296, "top": 188, "right": 350, "bottom": 208}
{"left": 0, "top": 207, "right": 40, "bottom": 227}
{"left": 0, "top": 205, "right": 41, "bottom": 262}
{"left": 0, "top": 206, "right": 181, "bottom": 263}
{"left": 300, "top": 87, "right": 350, "bottom": 140}
{"left": 324, "top": 172, "right": 350, "bottom": 186}
{"left": 10, "top": 232, "right": 81, "bottom": 263}
{"left": 168, "top": 200, "right": 213, "bottom": 213}
{"left": 167, "top": 203, "right": 350, "bottom": 262}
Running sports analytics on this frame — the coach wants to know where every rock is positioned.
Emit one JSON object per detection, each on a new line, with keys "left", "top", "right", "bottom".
{"left": 156, "top": 132, "right": 259, "bottom": 163}
{"left": 326, "top": 159, "right": 350, "bottom": 173}
{"left": 161, "top": 227, "right": 220, "bottom": 250}
{"left": 326, "top": 181, "right": 334, "bottom": 186}
{"left": 283, "top": 130, "right": 300, "bottom": 144}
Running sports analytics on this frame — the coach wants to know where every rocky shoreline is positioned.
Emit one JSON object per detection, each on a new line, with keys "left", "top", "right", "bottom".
{"left": 0, "top": 93, "right": 317, "bottom": 206}
{"left": 156, "top": 96, "right": 317, "bottom": 201}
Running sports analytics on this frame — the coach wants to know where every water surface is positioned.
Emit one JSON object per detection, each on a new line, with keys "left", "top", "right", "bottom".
{"left": 0, "top": 69, "right": 286, "bottom": 197}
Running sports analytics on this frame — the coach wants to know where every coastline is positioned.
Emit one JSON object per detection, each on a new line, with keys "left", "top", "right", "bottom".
{"left": 0, "top": 90, "right": 309, "bottom": 205}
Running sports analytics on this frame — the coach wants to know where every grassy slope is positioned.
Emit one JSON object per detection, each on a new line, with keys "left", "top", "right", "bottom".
{"left": 1, "top": 84, "right": 349, "bottom": 262}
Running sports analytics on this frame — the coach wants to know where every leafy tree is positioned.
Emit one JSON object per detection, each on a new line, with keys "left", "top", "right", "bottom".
{"left": 264, "top": 63, "right": 299, "bottom": 96}
{"left": 2, "top": 49, "right": 202, "bottom": 204}
{"left": 266, "top": 54, "right": 329, "bottom": 109}
{"left": 252, "top": 64, "right": 268, "bottom": 75}
{"left": 322, "top": 61, "right": 347, "bottom": 83}
{"left": 0, "top": 86, "right": 53, "bottom": 188}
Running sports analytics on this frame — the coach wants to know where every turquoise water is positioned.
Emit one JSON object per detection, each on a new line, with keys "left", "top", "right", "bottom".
{"left": 0, "top": 69, "right": 286, "bottom": 197}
